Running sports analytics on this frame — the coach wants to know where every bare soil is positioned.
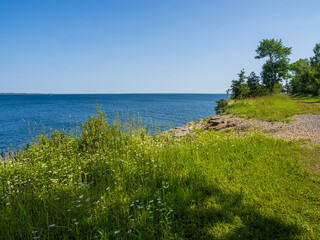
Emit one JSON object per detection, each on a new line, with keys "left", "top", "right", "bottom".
{"left": 167, "top": 114, "right": 320, "bottom": 145}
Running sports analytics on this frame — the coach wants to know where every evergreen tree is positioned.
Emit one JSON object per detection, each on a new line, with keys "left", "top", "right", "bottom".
{"left": 230, "top": 69, "right": 250, "bottom": 99}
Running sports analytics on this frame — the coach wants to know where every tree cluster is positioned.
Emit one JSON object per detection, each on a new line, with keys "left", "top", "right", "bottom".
{"left": 230, "top": 39, "right": 320, "bottom": 100}
{"left": 230, "top": 70, "right": 268, "bottom": 100}
{"left": 290, "top": 43, "right": 320, "bottom": 96}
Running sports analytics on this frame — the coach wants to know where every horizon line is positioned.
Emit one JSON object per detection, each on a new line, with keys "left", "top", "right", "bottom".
{"left": 1, "top": 92, "right": 227, "bottom": 95}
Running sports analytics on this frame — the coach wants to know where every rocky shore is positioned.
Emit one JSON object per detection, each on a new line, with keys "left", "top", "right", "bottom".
{"left": 167, "top": 114, "right": 320, "bottom": 144}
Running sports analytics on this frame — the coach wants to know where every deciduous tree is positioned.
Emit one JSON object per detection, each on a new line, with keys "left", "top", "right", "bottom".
{"left": 255, "top": 39, "right": 292, "bottom": 93}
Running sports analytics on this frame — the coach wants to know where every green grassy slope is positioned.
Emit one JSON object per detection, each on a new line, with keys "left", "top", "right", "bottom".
{"left": 224, "top": 94, "right": 320, "bottom": 122}
{"left": 1, "top": 111, "right": 319, "bottom": 239}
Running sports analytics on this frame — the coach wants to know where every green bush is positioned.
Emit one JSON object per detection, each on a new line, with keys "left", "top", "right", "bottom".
{"left": 215, "top": 98, "right": 228, "bottom": 114}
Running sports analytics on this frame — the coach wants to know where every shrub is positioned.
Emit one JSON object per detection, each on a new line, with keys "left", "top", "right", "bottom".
{"left": 215, "top": 99, "right": 228, "bottom": 114}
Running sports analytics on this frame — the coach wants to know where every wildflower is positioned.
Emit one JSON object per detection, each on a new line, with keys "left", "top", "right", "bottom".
{"left": 86, "top": 198, "right": 90, "bottom": 202}
{"left": 106, "top": 187, "right": 109, "bottom": 191}
{"left": 49, "top": 224, "right": 56, "bottom": 227}
{"left": 127, "top": 229, "right": 132, "bottom": 234}
{"left": 79, "top": 195, "right": 84, "bottom": 199}
{"left": 163, "top": 186, "right": 168, "bottom": 189}
{"left": 114, "top": 230, "right": 120, "bottom": 234}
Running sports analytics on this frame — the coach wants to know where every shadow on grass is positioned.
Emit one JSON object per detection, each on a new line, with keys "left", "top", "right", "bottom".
{"left": 290, "top": 94, "right": 320, "bottom": 104}
{"left": 173, "top": 180, "right": 301, "bottom": 239}
{"left": 302, "top": 101, "right": 320, "bottom": 104}
{"left": 0, "top": 172, "right": 303, "bottom": 239}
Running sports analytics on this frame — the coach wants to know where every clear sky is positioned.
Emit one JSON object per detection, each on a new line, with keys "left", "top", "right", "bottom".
{"left": 1, "top": 0, "right": 319, "bottom": 93}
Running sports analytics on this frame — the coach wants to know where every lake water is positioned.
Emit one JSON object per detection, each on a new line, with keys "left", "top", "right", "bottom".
{"left": 0, "top": 94, "right": 226, "bottom": 151}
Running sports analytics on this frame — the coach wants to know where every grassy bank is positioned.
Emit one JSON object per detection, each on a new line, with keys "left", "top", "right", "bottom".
{"left": 224, "top": 94, "right": 320, "bottom": 122}
{"left": 1, "top": 110, "right": 320, "bottom": 239}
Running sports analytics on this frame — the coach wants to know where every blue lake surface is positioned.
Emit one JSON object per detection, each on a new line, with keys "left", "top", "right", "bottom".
{"left": 0, "top": 94, "right": 226, "bottom": 151}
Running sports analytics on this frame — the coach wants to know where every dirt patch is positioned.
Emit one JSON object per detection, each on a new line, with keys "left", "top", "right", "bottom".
{"left": 166, "top": 114, "right": 320, "bottom": 145}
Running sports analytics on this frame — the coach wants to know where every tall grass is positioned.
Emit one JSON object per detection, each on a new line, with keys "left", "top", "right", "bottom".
{"left": 1, "top": 109, "right": 320, "bottom": 239}
{"left": 224, "top": 94, "right": 320, "bottom": 122}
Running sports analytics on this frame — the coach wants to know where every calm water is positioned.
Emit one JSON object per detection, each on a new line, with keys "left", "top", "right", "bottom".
{"left": 0, "top": 94, "right": 226, "bottom": 151}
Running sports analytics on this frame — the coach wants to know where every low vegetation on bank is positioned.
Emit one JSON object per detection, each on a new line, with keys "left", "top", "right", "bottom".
{"left": 1, "top": 109, "right": 320, "bottom": 239}
{"left": 223, "top": 94, "right": 320, "bottom": 122}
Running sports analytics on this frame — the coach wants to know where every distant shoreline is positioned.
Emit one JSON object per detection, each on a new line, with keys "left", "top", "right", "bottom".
{"left": 0, "top": 93, "right": 50, "bottom": 95}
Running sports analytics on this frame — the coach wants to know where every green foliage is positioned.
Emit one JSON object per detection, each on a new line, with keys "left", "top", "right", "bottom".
{"left": 309, "top": 43, "right": 320, "bottom": 95}
{"left": 231, "top": 69, "right": 247, "bottom": 99}
{"left": 310, "top": 43, "right": 320, "bottom": 68}
{"left": 231, "top": 70, "right": 252, "bottom": 100}
{"left": 227, "top": 39, "right": 319, "bottom": 99}
{"left": 247, "top": 71, "right": 268, "bottom": 97}
{"left": 231, "top": 70, "right": 267, "bottom": 100}
{"left": 288, "top": 42, "right": 320, "bottom": 96}
{"left": 1, "top": 110, "right": 320, "bottom": 239}
{"left": 290, "top": 59, "right": 316, "bottom": 95}
{"left": 255, "top": 39, "right": 292, "bottom": 93}
{"left": 272, "top": 82, "right": 284, "bottom": 94}
{"left": 289, "top": 43, "right": 320, "bottom": 96}
{"left": 255, "top": 39, "right": 292, "bottom": 60}
{"left": 215, "top": 98, "right": 227, "bottom": 114}
{"left": 224, "top": 94, "right": 320, "bottom": 122}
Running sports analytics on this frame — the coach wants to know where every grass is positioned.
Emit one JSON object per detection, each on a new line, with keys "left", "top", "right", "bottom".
{"left": 224, "top": 94, "right": 320, "bottom": 122}
{"left": 1, "top": 109, "right": 320, "bottom": 239}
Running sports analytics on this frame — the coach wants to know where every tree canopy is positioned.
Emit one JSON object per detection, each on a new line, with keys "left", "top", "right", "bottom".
{"left": 255, "top": 39, "right": 292, "bottom": 93}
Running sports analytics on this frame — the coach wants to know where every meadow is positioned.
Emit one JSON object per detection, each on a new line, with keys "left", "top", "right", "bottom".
{"left": 224, "top": 94, "right": 320, "bottom": 122}
{"left": 1, "top": 107, "right": 320, "bottom": 239}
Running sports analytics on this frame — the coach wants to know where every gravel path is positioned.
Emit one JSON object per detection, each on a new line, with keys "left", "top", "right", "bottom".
{"left": 167, "top": 114, "right": 320, "bottom": 144}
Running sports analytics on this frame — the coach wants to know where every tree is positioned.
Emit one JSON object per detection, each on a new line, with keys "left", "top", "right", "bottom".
{"left": 310, "top": 43, "right": 320, "bottom": 68}
{"left": 290, "top": 59, "right": 313, "bottom": 94}
{"left": 310, "top": 43, "right": 320, "bottom": 95}
{"left": 230, "top": 69, "right": 250, "bottom": 99}
{"left": 247, "top": 71, "right": 263, "bottom": 96}
{"left": 255, "top": 39, "right": 292, "bottom": 93}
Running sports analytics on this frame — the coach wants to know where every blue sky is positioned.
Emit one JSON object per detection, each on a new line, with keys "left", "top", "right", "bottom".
{"left": 1, "top": 0, "right": 319, "bottom": 93}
